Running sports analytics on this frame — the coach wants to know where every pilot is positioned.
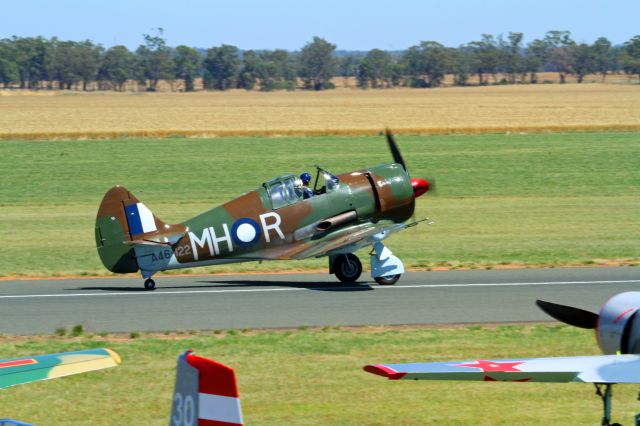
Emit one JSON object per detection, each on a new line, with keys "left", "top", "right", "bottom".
{"left": 299, "top": 172, "right": 313, "bottom": 199}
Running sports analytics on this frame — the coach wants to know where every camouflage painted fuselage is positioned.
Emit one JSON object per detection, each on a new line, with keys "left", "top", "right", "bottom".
{"left": 95, "top": 163, "right": 414, "bottom": 276}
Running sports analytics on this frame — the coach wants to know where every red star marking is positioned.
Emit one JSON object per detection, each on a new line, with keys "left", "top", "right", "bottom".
{"left": 0, "top": 358, "right": 37, "bottom": 369}
{"left": 453, "top": 360, "right": 524, "bottom": 372}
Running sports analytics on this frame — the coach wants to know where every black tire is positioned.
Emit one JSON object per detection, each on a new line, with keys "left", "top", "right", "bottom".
{"left": 144, "top": 278, "right": 156, "bottom": 290}
{"left": 374, "top": 274, "right": 401, "bottom": 285}
{"left": 334, "top": 254, "right": 362, "bottom": 282}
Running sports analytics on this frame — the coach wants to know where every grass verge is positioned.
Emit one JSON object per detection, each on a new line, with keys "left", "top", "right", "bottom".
{"left": 0, "top": 132, "right": 638, "bottom": 277}
{"left": 0, "top": 324, "right": 638, "bottom": 425}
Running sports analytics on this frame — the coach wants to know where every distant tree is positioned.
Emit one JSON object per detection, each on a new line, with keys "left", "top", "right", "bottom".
{"left": 404, "top": 41, "right": 450, "bottom": 87}
{"left": 0, "top": 57, "right": 19, "bottom": 88}
{"left": 619, "top": 35, "right": 640, "bottom": 80}
{"left": 203, "top": 44, "right": 240, "bottom": 90}
{"left": 174, "top": 45, "right": 201, "bottom": 91}
{"left": 451, "top": 45, "right": 474, "bottom": 86}
{"left": 357, "top": 49, "right": 393, "bottom": 88}
{"left": 609, "top": 45, "right": 624, "bottom": 74}
{"left": 0, "top": 39, "right": 19, "bottom": 87}
{"left": 75, "top": 40, "right": 102, "bottom": 90}
{"left": 238, "top": 50, "right": 261, "bottom": 90}
{"left": 136, "top": 28, "right": 175, "bottom": 91}
{"left": 257, "top": 49, "right": 296, "bottom": 91}
{"left": 591, "top": 37, "right": 613, "bottom": 81}
{"left": 568, "top": 43, "right": 594, "bottom": 83}
{"left": 390, "top": 60, "right": 406, "bottom": 87}
{"left": 298, "top": 37, "right": 336, "bottom": 90}
{"left": 500, "top": 32, "right": 523, "bottom": 83}
{"left": 13, "top": 36, "right": 50, "bottom": 88}
{"left": 338, "top": 55, "right": 357, "bottom": 87}
{"left": 545, "top": 30, "right": 575, "bottom": 83}
{"left": 544, "top": 30, "right": 573, "bottom": 49}
{"left": 524, "top": 38, "right": 549, "bottom": 83}
{"left": 100, "top": 45, "right": 135, "bottom": 91}
{"left": 49, "top": 40, "right": 81, "bottom": 89}
{"left": 468, "top": 34, "right": 501, "bottom": 84}
{"left": 549, "top": 48, "right": 573, "bottom": 83}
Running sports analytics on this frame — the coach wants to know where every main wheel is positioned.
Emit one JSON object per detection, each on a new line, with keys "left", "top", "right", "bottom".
{"left": 144, "top": 278, "right": 156, "bottom": 290}
{"left": 374, "top": 274, "right": 401, "bottom": 285}
{"left": 334, "top": 254, "right": 362, "bottom": 282}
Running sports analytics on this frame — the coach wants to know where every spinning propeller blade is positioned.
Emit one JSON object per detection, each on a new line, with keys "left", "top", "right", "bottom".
{"left": 385, "top": 129, "right": 432, "bottom": 199}
{"left": 536, "top": 299, "right": 599, "bottom": 329}
{"left": 385, "top": 129, "right": 406, "bottom": 171}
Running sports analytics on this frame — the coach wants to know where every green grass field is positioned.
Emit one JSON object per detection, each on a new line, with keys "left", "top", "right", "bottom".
{"left": 1, "top": 325, "right": 639, "bottom": 425}
{"left": 1, "top": 132, "right": 639, "bottom": 277}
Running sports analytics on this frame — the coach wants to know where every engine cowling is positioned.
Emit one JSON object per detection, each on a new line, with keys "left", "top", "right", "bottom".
{"left": 597, "top": 292, "right": 640, "bottom": 354}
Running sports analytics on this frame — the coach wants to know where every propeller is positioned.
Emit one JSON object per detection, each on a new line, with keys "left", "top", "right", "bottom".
{"left": 536, "top": 299, "right": 599, "bottom": 329}
{"left": 385, "top": 129, "right": 432, "bottom": 198}
{"left": 385, "top": 129, "right": 406, "bottom": 171}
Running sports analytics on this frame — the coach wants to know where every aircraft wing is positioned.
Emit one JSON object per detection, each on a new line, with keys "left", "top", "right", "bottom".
{"left": 293, "top": 220, "right": 412, "bottom": 259}
{"left": 0, "top": 348, "right": 120, "bottom": 390}
{"left": 364, "top": 354, "right": 640, "bottom": 383}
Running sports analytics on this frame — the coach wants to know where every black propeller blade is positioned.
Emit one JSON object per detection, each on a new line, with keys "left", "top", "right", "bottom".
{"left": 536, "top": 299, "right": 599, "bottom": 329}
{"left": 385, "top": 129, "right": 406, "bottom": 171}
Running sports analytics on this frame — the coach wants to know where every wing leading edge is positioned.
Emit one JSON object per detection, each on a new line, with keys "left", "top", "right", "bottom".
{"left": 0, "top": 348, "right": 121, "bottom": 390}
{"left": 364, "top": 354, "right": 640, "bottom": 384}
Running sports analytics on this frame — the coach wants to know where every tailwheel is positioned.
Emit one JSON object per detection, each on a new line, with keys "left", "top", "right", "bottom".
{"left": 144, "top": 278, "right": 156, "bottom": 291}
{"left": 374, "top": 274, "right": 401, "bottom": 285}
{"left": 334, "top": 254, "right": 362, "bottom": 282}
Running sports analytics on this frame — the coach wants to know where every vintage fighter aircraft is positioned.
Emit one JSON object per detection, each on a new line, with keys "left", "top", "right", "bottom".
{"left": 364, "top": 292, "right": 640, "bottom": 425}
{"left": 95, "top": 131, "right": 431, "bottom": 290}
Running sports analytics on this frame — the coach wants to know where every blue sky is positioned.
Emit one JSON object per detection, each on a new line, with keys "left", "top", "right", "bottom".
{"left": 2, "top": 0, "right": 638, "bottom": 50}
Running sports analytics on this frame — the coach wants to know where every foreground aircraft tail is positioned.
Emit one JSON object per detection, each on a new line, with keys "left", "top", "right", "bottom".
{"left": 0, "top": 348, "right": 120, "bottom": 390}
{"left": 171, "top": 350, "right": 243, "bottom": 426}
{"left": 95, "top": 186, "right": 186, "bottom": 273}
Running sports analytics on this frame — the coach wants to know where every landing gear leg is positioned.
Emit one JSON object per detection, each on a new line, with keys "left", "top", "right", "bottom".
{"left": 595, "top": 383, "right": 621, "bottom": 426}
{"left": 370, "top": 242, "right": 404, "bottom": 285}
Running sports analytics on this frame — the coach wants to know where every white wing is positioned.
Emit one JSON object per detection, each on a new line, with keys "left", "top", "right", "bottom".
{"left": 365, "top": 354, "right": 640, "bottom": 383}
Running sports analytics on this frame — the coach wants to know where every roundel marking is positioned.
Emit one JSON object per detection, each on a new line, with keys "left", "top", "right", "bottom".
{"left": 231, "top": 218, "right": 261, "bottom": 246}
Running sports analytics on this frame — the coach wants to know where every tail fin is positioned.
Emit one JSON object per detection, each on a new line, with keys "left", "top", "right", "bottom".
{"left": 171, "top": 350, "right": 243, "bottom": 426}
{"left": 95, "top": 186, "right": 185, "bottom": 273}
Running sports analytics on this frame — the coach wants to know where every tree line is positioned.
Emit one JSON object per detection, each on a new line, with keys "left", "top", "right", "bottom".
{"left": 1, "top": 29, "right": 640, "bottom": 92}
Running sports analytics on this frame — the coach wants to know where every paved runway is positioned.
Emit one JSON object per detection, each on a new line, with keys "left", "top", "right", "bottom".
{"left": 1, "top": 267, "right": 639, "bottom": 335}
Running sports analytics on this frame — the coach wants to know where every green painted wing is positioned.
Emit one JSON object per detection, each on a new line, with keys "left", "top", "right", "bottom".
{"left": 0, "top": 348, "right": 120, "bottom": 390}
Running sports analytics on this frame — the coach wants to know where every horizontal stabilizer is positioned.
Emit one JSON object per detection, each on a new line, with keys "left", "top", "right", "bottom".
{"left": 365, "top": 354, "right": 640, "bottom": 383}
{"left": 123, "top": 232, "right": 185, "bottom": 247}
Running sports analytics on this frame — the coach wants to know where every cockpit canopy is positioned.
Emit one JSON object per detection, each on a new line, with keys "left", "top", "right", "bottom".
{"left": 264, "top": 174, "right": 301, "bottom": 209}
{"left": 313, "top": 167, "right": 340, "bottom": 194}
{"left": 264, "top": 167, "right": 340, "bottom": 209}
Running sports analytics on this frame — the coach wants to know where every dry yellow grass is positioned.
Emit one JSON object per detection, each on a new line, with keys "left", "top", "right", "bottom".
{"left": 1, "top": 83, "right": 640, "bottom": 139}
